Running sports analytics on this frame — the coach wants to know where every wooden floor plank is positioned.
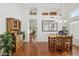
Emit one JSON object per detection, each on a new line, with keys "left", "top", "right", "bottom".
{"left": 12, "top": 42, "right": 79, "bottom": 56}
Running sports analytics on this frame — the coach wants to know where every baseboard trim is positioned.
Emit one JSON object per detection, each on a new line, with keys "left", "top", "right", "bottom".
{"left": 73, "top": 44, "right": 79, "bottom": 48}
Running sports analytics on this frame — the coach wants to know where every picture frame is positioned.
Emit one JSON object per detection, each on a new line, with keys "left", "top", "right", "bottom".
{"left": 29, "top": 8, "right": 37, "bottom": 15}
{"left": 42, "top": 20, "right": 58, "bottom": 32}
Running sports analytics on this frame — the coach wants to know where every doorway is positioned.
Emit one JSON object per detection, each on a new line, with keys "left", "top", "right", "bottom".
{"left": 29, "top": 19, "right": 37, "bottom": 42}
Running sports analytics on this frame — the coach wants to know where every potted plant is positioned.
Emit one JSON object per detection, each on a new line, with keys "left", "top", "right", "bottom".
{"left": 0, "top": 32, "right": 14, "bottom": 56}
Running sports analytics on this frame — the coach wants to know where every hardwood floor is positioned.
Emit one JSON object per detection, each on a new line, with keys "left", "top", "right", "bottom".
{"left": 12, "top": 42, "right": 79, "bottom": 56}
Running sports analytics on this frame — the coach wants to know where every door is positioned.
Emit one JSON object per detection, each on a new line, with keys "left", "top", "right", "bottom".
{"left": 29, "top": 19, "right": 37, "bottom": 42}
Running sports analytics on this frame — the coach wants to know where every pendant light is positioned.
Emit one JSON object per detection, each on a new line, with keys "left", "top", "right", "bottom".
{"left": 58, "top": 3, "right": 67, "bottom": 23}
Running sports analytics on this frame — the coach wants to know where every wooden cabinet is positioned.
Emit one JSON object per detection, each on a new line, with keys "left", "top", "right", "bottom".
{"left": 6, "top": 18, "right": 22, "bottom": 53}
{"left": 6, "top": 18, "right": 21, "bottom": 34}
{"left": 16, "top": 35, "right": 23, "bottom": 55}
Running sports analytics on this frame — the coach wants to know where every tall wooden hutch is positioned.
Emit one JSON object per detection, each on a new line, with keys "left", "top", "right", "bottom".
{"left": 6, "top": 18, "right": 22, "bottom": 54}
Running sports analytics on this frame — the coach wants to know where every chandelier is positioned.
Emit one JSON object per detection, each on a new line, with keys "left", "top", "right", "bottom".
{"left": 55, "top": 3, "right": 67, "bottom": 23}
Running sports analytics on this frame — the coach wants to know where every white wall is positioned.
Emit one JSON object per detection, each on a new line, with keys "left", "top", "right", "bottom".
{"left": 70, "top": 16, "right": 79, "bottom": 46}
{"left": 0, "top": 3, "right": 70, "bottom": 42}
{"left": 37, "top": 8, "right": 63, "bottom": 42}
{"left": 0, "top": 3, "right": 30, "bottom": 42}
{"left": 20, "top": 4, "right": 64, "bottom": 42}
{"left": 0, "top": 3, "right": 22, "bottom": 34}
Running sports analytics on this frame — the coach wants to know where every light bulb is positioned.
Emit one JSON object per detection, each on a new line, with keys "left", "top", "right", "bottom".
{"left": 59, "top": 20, "right": 63, "bottom": 22}
{"left": 64, "top": 20, "right": 67, "bottom": 22}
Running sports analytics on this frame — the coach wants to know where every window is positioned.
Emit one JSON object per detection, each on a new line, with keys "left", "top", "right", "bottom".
{"left": 70, "top": 9, "right": 79, "bottom": 18}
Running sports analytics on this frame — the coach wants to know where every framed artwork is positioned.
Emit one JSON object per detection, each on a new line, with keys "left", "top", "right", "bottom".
{"left": 50, "top": 12, "right": 57, "bottom": 15}
{"left": 29, "top": 8, "right": 37, "bottom": 15}
{"left": 42, "top": 20, "right": 58, "bottom": 32}
{"left": 42, "top": 12, "right": 49, "bottom": 15}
